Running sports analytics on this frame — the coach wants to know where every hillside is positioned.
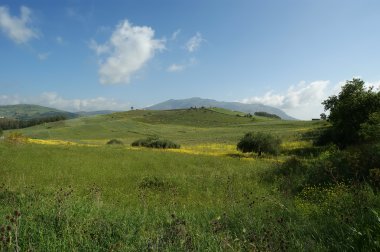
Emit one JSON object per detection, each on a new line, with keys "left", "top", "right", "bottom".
{"left": 146, "top": 97, "right": 296, "bottom": 120}
{"left": 76, "top": 110, "right": 120, "bottom": 116}
{"left": 13, "top": 108, "right": 320, "bottom": 145}
{"left": 0, "top": 104, "right": 78, "bottom": 120}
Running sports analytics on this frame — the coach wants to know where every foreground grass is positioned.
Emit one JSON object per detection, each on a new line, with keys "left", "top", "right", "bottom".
{"left": 1, "top": 143, "right": 379, "bottom": 251}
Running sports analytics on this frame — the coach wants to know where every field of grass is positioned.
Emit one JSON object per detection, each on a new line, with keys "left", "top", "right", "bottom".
{"left": 1, "top": 109, "right": 379, "bottom": 251}
{"left": 13, "top": 108, "right": 323, "bottom": 146}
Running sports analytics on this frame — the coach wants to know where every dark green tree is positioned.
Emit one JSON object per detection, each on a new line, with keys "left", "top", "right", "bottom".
{"left": 237, "top": 132, "right": 281, "bottom": 156}
{"left": 320, "top": 113, "right": 327, "bottom": 120}
{"left": 322, "top": 78, "right": 380, "bottom": 147}
{"left": 359, "top": 112, "right": 380, "bottom": 143}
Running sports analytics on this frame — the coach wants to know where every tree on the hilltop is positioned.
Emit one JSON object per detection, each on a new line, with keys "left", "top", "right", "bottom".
{"left": 322, "top": 78, "right": 380, "bottom": 147}
{"left": 237, "top": 132, "right": 281, "bottom": 156}
{"left": 320, "top": 113, "right": 327, "bottom": 120}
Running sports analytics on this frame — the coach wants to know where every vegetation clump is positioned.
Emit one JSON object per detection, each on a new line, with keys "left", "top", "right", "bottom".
{"left": 5, "top": 132, "right": 27, "bottom": 144}
{"left": 138, "top": 176, "right": 167, "bottom": 190}
{"left": 106, "top": 139, "right": 123, "bottom": 145}
{"left": 0, "top": 115, "right": 68, "bottom": 130}
{"left": 237, "top": 132, "right": 281, "bottom": 156}
{"left": 131, "top": 136, "right": 180, "bottom": 149}
{"left": 254, "top": 111, "right": 281, "bottom": 119}
{"left": 320, "top": 78, "right": 380, "bottom": 147}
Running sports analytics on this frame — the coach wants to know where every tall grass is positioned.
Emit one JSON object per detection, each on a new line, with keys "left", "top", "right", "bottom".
{"left": 1, "top": 143, "right": 379, "bottom": 250}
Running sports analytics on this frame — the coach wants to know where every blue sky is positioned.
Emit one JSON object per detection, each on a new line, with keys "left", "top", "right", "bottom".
{"left": 0, "top": 0, "right": 380, "bottom": 119}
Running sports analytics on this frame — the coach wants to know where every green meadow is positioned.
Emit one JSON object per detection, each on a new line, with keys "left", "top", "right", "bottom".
{"left": 1, "top": 109, "right": 379, "bottom": 251}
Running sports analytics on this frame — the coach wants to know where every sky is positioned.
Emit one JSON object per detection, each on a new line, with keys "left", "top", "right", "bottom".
{"left": 0, "top": 0, "right": 380, "bottom": 119}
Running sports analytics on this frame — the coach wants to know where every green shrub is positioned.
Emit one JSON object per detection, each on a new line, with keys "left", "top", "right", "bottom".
{"left": 254, "top": 111, "right": 281, "bottom": 119}
{"left": 131, "top": 136, "right": 180, "bottom": 149}
{"left": 295, "top": 184, "right": 380, "bottom": 251}
{"left": 106, "top": 139, "right": 123, "bottom": 145}
{"left": 268, "top": 156, "right": 309, "bottom": 194}
{"left": 359, "top": 112, "right": 380, "bottom": 143}
{"left": 306, "top": 144, "right": 380, "bottom": 188}
{"left": 237, "top": 132, "right": 281, "bottom": 156}
{"left": 5, "top": 132, "right": 27, "bottom": 144}
{"left": 139, "top": 176, "right": 168, "bottom": 190}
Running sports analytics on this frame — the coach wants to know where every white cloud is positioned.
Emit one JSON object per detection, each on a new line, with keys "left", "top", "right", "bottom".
{"left": 37, "top": 52, "right": 50, "bottom": 60}
{"left": 0, "top": 5, "right": 38, "bottom": 44}
{"left": 185, "top": 32, "right": 203, "bottom": 52}
{"left": 167, "top": 64, "right": 185, "bottom": 72}
{"left": 0, "top": 92, "right": 130, "bottom": 112}
{"left": 241, "top": 81, "right": 330, "bottom": 120}
{"left": 90, "top": 19, "right": 165, "bottom": 85}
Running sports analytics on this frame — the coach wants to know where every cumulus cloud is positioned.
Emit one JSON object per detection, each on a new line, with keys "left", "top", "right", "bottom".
{"left": 185, "top": 32, "right": 203, "bottom": 52}
{"left": 242, "top": 79, "right": 380, "bottom": 120}
{"left": 90, "top": 20, "right": 165, "bottom": 85}
{"left": 0, "top": 5, "right": 38, "bottom": 44}
{"left": 242, "top": 81, "right": 329, "bottom": 108}
{"left": 241, "top": 81, "right": 330, "bottom": 120}
{"left": 0, "top": 92, "right": 129, "bottom": 112}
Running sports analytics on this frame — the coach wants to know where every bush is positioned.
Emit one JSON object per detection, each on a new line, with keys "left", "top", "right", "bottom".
{"left": 131, "top": 136, "right": 180, "bottom": 149}
{"left": 106, "top": 139, "right": 123, "bottom": 145}
{"left": 237, "top": 132, "right": 281, "bottom": 156}
{"left": 5, "top": 132, "right": 27, "bottom": 144}
{"left": 254, "top": 111, "right": 281, "bottom": 119}
{"left": 306, "top": 144, "right": 380, "bottom": 188}
{"left": 271, "top": 156, "right": 308, "bottom": 194}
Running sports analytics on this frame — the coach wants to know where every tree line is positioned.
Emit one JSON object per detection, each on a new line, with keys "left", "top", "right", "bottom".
{"left": 0, "top": 115, "right": 67, "bottom": 130}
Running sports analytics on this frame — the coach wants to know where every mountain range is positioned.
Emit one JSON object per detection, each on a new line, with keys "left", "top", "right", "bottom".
{"left": 0, "top": 104, "right": 78, "bottom": 120}
{"left": 0, "top": 98, "right": 295, "bottom": 121}
{"left": 146, "top": 97, "right": 295, "bottom": 120}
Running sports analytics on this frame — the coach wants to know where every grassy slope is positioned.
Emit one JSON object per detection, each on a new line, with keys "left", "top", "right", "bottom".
{"left": 13, "top": 108, "right": 323, "bottom": 145}
{"left": 0, "top": 104, "right": 77, "bottom": 119}
{"left": 0, "top": 143, "right": 281, "bottom": 251}
{"left": 1, "top": 108, "right": 378, "bottom": 251}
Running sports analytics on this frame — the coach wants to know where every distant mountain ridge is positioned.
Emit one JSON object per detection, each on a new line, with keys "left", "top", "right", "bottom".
{"left": 0, "top": 104, "right": 78, "bottom": 120}
{"left": 146, "top": 97, "right": 296, "bottom": 120}
{"left": 0, "top": 105, "right": 121, "bottom": 120}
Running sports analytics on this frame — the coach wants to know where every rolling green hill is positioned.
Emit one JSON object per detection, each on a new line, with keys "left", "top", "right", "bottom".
{"left": 146, "top": 97, "right": 296, "bottom": 120}
{"left": 12, "top": 107, "right": 321, "bottom": 145}
{"left": 0, "top": 104, "right": 78, "bottom": 120}
{"left": 2, "top": 105, "right": 370, "bottom": 252}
